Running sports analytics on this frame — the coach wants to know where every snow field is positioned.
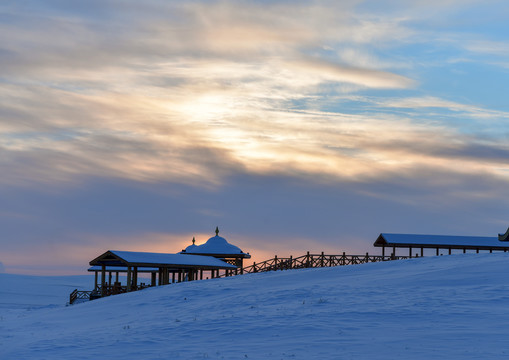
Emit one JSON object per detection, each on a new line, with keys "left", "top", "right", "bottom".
{"left": 1, "top": 253, "right": 509, "bottom": 359}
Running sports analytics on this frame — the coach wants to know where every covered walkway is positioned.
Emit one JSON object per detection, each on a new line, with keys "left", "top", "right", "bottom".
{"left": 374, "top": 233, "right": 509, "bottom": 257}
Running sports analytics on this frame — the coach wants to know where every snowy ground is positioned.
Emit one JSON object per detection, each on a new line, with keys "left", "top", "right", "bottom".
{"left": 1, "top": 253, "right": 509, "bottom": 359}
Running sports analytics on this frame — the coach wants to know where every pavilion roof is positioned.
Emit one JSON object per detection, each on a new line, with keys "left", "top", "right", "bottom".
{"left": 88, "top": 266, "right": 158, "bottom": 273}
{"left": 90, "top": 250, "right": 237, "bottom": 269}
{"left": 374, "top": 233, "right": 509, "bottom": 250}
{"left": 182, "top": 228, "right": 251, "bottom": 258}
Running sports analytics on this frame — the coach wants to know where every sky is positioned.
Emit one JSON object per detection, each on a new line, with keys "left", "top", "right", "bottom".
{"left": 1, "top": 0, "right": 508, "bottom": 275}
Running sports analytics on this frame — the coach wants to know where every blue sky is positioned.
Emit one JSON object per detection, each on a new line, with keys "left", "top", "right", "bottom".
{"left": 1, "top": 0, "right": 508, "bottom": 274}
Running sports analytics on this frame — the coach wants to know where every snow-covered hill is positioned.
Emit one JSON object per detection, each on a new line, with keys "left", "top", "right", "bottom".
{"left": 1, "top": 253, "right": 509, "bottom": 359}
{"left": 0, "top": 273, "right": 92, "bottom": 312}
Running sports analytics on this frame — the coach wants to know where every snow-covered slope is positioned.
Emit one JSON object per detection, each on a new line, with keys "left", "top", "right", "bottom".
{"left": 1, "top": 254, "right": 509, "bottom": 359}
{"left": 0, "top": 273, "right": 92, "bottom": 312}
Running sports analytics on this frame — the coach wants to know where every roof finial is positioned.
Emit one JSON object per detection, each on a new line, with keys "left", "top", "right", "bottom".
{"left": 192, "top": 237, "right": 195, "bottom": 245}
{"left": 215, "top": 226, "right": 219, "bottom": 236}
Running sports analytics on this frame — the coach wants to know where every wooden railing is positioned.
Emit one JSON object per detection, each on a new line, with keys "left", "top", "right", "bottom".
{"left": 69, "top": 289, "right": 93, "bottom": 304}
{"left": 232, "top": 252, "right": 409, "bottom": 276}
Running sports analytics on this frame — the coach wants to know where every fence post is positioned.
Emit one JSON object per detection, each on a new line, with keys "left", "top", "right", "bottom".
{"left": 274, "top": 255, "right": 278, "bottom": 270}
{"left": 289, "top": 255, "right": 293, "bottom": 270}
{"left": 320, "top": 251, "right": 324, "bottom": 267}
{"left": 342, "top": 252, "right": 346, "bottom": 266}
{"left": 306, "top": 251, "right": 310, "bottom": 268}
{"left": 365, "top": 252, "right": 369, "bottom": 262}
{"left": 69, "top": 289, "right": 77, "bottom": 305}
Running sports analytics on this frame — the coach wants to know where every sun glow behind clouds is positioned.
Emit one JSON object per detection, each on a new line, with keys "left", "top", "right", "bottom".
{"left": 0, "top": 0, "right": 508, "bottom": 189}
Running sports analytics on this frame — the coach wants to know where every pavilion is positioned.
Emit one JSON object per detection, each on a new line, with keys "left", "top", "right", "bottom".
{"left": 89, "top": 250, "right": 237, "bottom": 298}
{"left": 86, "top": 228, "right": 249, "bottom": 299}
{"left": 374, "top": 231, "right": 509, "bottom": 257}
{"left": 180, "top": 227, "right": 251, "bottom": 274}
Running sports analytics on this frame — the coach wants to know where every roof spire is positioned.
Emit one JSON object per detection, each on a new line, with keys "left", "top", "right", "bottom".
{"left": 192, "top": 237, "right": 195, "bottom": 245}
{"left": 215, "top": 226, "right": 219, "bottom": 236}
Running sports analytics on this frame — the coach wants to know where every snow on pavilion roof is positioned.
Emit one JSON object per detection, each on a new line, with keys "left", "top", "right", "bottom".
{"left": 182, "top": 228, "right": 251, "bottom": 258}
{"left": 90, "top": 250, "right": 237, "bottom": 269}
{"left": 183, "top": 235, "right": 250, "bottom": 257}
{"left": 374, "top": 233, "right": 508, "bottom": 249}
{"left": 88, "top": 266, "right": 158, "bottom": 272}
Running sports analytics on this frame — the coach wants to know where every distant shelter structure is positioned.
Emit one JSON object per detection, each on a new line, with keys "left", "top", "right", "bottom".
{"left": 374, "top": 232, "right": 509, "bottom": 257}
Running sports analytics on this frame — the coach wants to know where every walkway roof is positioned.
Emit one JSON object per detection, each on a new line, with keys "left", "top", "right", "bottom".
{"left": 374, "top": 233, "right": 509, "bottom": 250}
{"left": 90, "top": 250, "right": 237, "bottom": 270}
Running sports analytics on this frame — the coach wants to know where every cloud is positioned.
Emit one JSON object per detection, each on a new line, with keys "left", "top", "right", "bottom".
{"left": 0, "top": 0, "right": 507, "bottom": 191}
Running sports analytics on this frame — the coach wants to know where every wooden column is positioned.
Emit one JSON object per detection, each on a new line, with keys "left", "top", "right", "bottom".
{"left": 448, "top": 248, "right": 452, "bottom": 255}
{"left": 172, "top": 271, "right": 175, "bottom": 284}
{"left": 126, "top": 266, "right": 132, "bottom": 292}
{"left": 108, "top": 272, "right": 112, "bottom": 287}
{"left": 115, "top": 271, "right": 119, "bottom": 283}
{"left": 133, "top": 267, "right": 138, "bottom": 291}
{"left": 463, "top": 248, "right": 466, "bottom": 254}
{"left": 382, "top": 245, "right": 385, "bottom": 257}
{"left": 151, "top": 272, "right": 156, "bottom": 286}
{"left": 421, "top": 247, "right": 424, "bottom": 257}
{"left": 158, "top": 268, "right": 162, "bottom": 286}
{"left": 94, "top": 271, "right": 98, "bottom": 290}
{"left": 393, "top": 246, "right": 396, "bottom": 257}
{"left": 436, "top": 247, "right": 439, "bottom": 256}
{"left": 101, "top": 265, "right": 106, "bottom": 297}
{"left": 409, "top": 247, "right": 412, "bottom": 258}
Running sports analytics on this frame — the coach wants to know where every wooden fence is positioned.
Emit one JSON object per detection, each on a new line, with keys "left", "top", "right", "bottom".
{"left": 221, "top": 252, "right": 409, "bottom": 277}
